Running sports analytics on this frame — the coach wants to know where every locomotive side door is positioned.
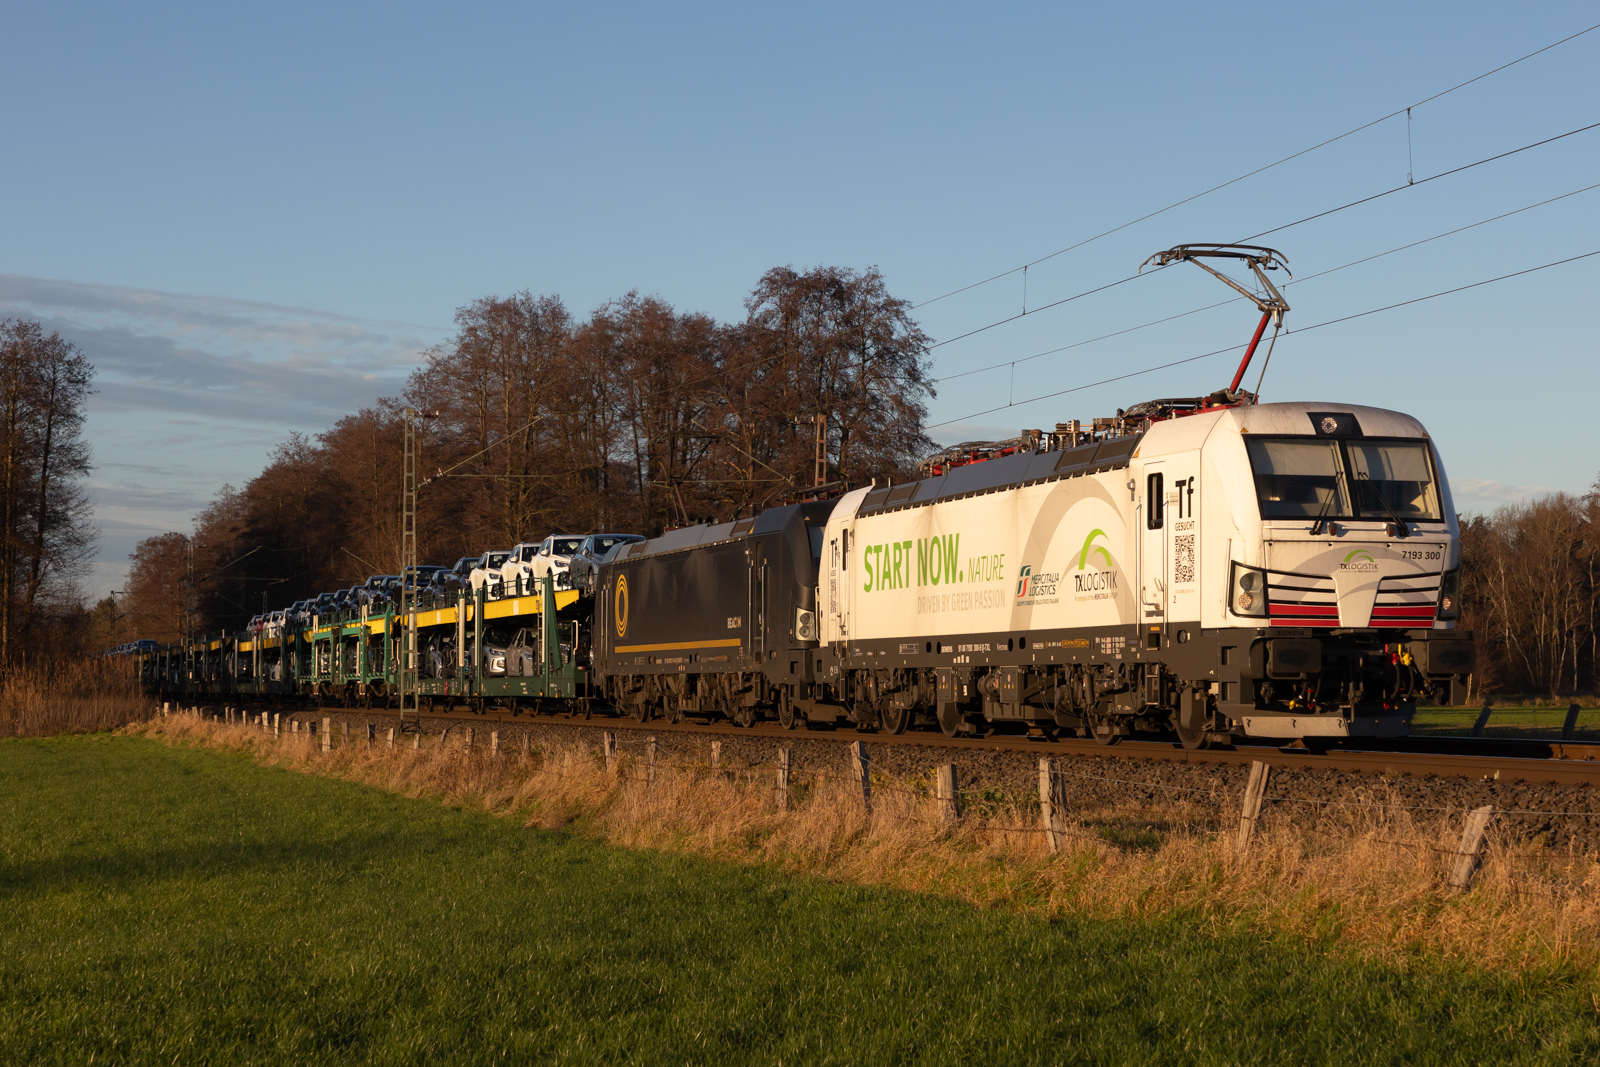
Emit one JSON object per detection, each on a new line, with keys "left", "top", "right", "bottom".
{"left": 1166, "top": 464, "right": 1199, "bottom": 622}
{"left": 749, "top": 540, "right": 766, "bottom": 663}
{"left": 826, "top": 526, "right": 851, "bottom": 644}
{"left": 1140, "top": 462, "right": 1167, "bottom": 629}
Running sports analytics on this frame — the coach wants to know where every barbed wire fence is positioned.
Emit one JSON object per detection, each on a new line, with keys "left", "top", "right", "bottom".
{"left": 159, "top": 701, "right": 1600, "bottom": 895}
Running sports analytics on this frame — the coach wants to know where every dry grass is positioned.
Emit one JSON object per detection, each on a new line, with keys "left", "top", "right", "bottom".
{"left": 136, "top": 714, "right": 1600, "bottom": 982}
{"left": 0, "top": 657, "right": 149, "bottom": 738}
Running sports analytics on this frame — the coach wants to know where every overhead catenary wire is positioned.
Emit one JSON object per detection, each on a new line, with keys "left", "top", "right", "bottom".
{"left": 931, "top": 178, "right": 1600, "bottom": 386}
{"left": 1238, "top": 119, "right": 1600, "bottom": 243}
{"left": 924, "top": 246, "right": 1600, "bottom": 431}
{"left": 911, "top": 21, "right": 1600, "bottom": 310}
{"left": 926, "top": 116, "right": 1600, "bottom": 354}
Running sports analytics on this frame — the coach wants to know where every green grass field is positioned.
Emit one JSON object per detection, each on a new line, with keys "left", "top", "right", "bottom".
{"left": 1410, "top": 704, "right": 1600, "bottom": 739}
{"left": 2, "top": 735, "right": 1596, "bottom": 1065}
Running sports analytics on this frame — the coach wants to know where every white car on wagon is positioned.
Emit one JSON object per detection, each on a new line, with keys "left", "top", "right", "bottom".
{"left": 499, "top": 534, "right": 587, "bottom": 594}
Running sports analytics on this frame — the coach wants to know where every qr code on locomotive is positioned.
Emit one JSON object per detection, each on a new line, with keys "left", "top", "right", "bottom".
{"left": 1174, "top": 535, "right": 1195, "bottom": 583}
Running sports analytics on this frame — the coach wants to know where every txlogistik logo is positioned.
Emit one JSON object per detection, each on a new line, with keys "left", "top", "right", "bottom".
{"left": 1072, "top": 529, "right": 1119, "bottom": 601}
{"left": 1338, "top": 548, "right": 1379, "bottom": 573}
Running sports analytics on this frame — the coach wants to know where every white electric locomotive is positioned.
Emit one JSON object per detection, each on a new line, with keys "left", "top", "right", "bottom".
{"left": 807, "top": 399, "right": 1471, "bottom": 746}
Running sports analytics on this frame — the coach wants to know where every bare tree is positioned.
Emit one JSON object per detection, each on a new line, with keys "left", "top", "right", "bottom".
{"left": 741, "top": 266, "right": 934, "bottom": 491}
{"left": 0, "top": 320, "right": 95, "bottom": 665}
{"left": 1465, "top": 495, "right": 1594, "bottom": 698}
{"left": 408, "top": 293, "right": 571, "bottom": 547}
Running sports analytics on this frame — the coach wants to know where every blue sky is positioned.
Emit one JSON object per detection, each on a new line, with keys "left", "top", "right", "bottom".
{"left": 1, "top": 1, "right": 1596, "bottom": 603}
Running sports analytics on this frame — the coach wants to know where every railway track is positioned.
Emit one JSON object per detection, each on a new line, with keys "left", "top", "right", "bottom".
{"left": 206, "top": 700, "right": 1600, "bottom": 787}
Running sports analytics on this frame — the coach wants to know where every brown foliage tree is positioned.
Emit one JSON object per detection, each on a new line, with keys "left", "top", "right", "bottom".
{"left": 123, "top": 532, "right": 190, "bottom": 644}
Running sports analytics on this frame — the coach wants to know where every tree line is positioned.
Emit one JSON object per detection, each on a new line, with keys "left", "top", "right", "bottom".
{"left": 118, "top": 266, "right": 937, "bottom": 642}
{"left": 1458, "top": 483, "right": 1600, "bottom": 699}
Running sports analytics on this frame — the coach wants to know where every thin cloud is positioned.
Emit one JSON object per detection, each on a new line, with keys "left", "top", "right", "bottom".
{"left": 0, "top": 273, "right": 451, "bottom": 603}
{"left": 1451, "top": 478, "right": 1554, "bottom": 510}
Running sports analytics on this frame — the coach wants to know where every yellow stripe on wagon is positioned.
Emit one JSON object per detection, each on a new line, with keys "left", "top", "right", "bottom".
{"left": 613, "top": 638, "right": 742, "bottom": 653}
{"left": 355, "top": 590, "right": 582, "bottom": 635}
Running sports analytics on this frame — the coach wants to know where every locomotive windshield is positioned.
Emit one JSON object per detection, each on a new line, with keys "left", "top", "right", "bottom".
{"left": 1245, "top": 436, "right": 1440, "bottom": 521}
{"left": 1346, "top": 440, "right": 1441, "bottom": 519}
{"left": 1245, "top": 438, "right": 1349, "bottom": 519}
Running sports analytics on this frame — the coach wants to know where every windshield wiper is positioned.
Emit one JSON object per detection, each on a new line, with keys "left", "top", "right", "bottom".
{"left": 1308, "top": 487, "right": 1338, "bottom": 535}
{"left": 1354, "top": 472, "right": 1410, "bottom": 538}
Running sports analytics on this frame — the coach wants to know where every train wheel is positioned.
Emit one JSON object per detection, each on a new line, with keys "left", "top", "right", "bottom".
{"left": 1174, "top": 717, "right": 1212, "bottom": 750}
{"left": 938, "top": 703, "right": 963, "bottom": 738}
{"left": 1091, "top": 722, "right": 1123, "bottom": 746}
{"left": 666, "top": 699, "right": 682, "bottom": 725}
{"left": 778, "top": 691, "right": 798, "bottom": 730}
{"left": 882, "top": 702, "right": 911, "bottom": 736}
{"left": 734, "top": 705, "right": 756, "bottom": 729}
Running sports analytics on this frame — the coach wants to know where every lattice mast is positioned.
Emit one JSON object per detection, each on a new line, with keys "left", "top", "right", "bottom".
{"left": 397, "top": 408, "right": 419, "bottom": 730}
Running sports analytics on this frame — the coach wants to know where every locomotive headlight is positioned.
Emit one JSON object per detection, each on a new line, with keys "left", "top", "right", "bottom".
{"left": 1230, "top": 562, "right": 1268, "bottom": 618}
{"left": 795, "top": 608, "right": 817, "bottom": 642}
{"left": 1437, "top": 568, "right": 1461, "bottom": 620}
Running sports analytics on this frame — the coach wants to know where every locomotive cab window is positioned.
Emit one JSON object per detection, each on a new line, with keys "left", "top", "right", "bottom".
{"left": 1245, "top": 436, "right": 1440, "bottom": 522}
{"left": 1146, "top": 472, "right": 1163, "bottom": 529}
{"left": 1346, "top": 440, "right": 1441, "bottom": 520}
{"left": 1245, "top": 438, "right": 1351, "bottom": 520}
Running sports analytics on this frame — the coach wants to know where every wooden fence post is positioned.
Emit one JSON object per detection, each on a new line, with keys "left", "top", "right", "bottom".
{"left": 321, "top": 717, "right": 332, "bottom": 754}
{"left": 604, "top": 732, "right": 617, "bottom": 775}
{"left": 777, "top": 747, "right": 791, "bottom": 811}
{"left": 1563, "top": 703, "right": 1582, "bottom": 741}
{"left": 646, "top": 737, "right": 658, "bottom": 783}
{"left": 521, "top": 733, "right": 531, "bottom": 758}
{"left": 937, "top": 763, "right": 961, "bottom": 824}
{"left": 411, "top": 729, "right": 420, "bottom": 751}
{"left": 465, "top": 727, "right": 474, "bottom": 752}
{"left": 1450, "top": 805, "right": 1496, "bottom": 891}
{"left": 848, "top": 741, "right": 871, "bottom": 811}
{"left": 491, "top": 730, "right": 500, "bottom": 757}
{"left": 1237, "top": 760, "right": 1270, "bottom": 853}
{"left": 711, "top": 740, "right": 722, "bottom": 771}
{"left": 367, "top": 723, "right": 375, "bottom": 745}
{"left": 273, "top": 713, "right": 280, "bottom": 737}
{"left": 1470, "top": 705, "right": 1493, "bottom": 737}
{"left": 386, "top": 727, "right": 395, "bottom": 749}
{"left": 1037, "top": 758, "right": 1066, "bottom": 853}
{"left": 340, "top": 721, "right": 349, "bottom": 745}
